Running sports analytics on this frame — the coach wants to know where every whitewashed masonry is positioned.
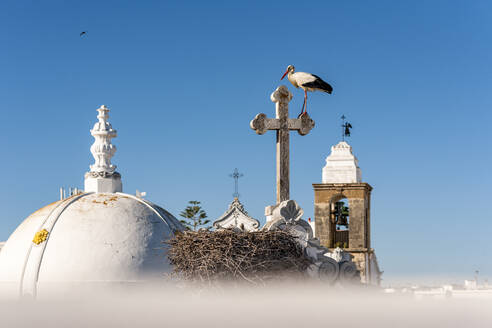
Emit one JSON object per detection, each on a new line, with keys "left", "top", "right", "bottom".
{"left": 322, "top": 141, "right": 361, "bottom": 183}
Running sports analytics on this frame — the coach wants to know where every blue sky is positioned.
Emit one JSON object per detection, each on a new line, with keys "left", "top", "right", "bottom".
{"left": 1, "top": 0, "right": 491, "bottom": 284}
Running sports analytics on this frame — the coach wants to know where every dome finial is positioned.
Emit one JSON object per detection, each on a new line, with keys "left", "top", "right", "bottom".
{"left": 89, "top": 105, "right": 117, "bottom": 173}
{"left": 84, "top": 105, "right": 122, "bottom": 193}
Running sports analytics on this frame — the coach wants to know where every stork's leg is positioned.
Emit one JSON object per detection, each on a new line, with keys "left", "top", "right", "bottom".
{"left": 299, "top": 90, "right": 307, "bottom": 117}
{"left": 304, "top": 90, "right": 308, "bottom": 115}
{"left": 300, "top": 94, "right": 306, "bottom": 116}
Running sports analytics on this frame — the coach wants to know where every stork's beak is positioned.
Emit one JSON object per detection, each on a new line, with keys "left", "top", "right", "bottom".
{"left": 281, "top": 69, "right": 288, "bottom": 80}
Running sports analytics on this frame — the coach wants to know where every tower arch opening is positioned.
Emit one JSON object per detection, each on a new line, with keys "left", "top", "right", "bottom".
{"left": 332, "top": 198, "right": 350, "bottom": 248}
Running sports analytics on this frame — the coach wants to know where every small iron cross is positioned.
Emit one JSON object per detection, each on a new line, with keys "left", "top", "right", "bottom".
{"left": 229, "top": 168, "right": 244, "bottom": 199}
{"left": 250, "top": 85, "right": 315, "bottom": 204}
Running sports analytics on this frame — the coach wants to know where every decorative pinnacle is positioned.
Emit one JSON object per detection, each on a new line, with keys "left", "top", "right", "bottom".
{"left": 89, "top": 105, "right": 118, "bottom": 174}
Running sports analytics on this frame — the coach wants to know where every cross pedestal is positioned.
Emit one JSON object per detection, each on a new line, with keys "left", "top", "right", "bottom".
{"left": 250, "top": 85, "right": 315, "bottom": 204}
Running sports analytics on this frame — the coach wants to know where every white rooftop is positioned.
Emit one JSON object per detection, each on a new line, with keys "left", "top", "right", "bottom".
{"left": 322, "top": 141, "right": 362, "bottom": 184}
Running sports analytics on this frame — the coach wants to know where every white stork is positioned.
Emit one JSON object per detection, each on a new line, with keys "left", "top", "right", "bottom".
{"left": 281, "top": 65, "right": 333, "bottom": 116}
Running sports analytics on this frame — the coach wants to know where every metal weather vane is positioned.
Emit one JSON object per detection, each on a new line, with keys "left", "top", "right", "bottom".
{"left": 341, "top": 115, "right": 352, "bottom": 141}
{"left": 229, "top": 168, "right": 244, "bottom": 199}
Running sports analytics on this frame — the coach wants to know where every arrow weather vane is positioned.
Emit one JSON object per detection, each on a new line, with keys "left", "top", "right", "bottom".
{"left": 341, "top": 115, "right": 353, "bottom": 141}
{"left": 229, "top": 168, "right": 244, "bottom": 199}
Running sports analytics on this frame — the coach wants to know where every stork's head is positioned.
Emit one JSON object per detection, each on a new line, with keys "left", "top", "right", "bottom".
{"left": 281, "top": 65, "right": 295, "bottom": 80}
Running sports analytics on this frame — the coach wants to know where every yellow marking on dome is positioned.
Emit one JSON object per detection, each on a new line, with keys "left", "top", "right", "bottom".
{"left": 33, "top": 229, "right": 49, "bottom": 245}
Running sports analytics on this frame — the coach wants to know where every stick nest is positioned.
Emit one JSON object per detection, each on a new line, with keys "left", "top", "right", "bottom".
{"left": 167, "top": 229, "right": 312, "bottom": 284}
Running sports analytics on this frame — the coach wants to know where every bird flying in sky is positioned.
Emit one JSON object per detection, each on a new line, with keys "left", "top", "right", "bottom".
{"left": 80, "top": 31, "right": 87, "bottom": 37}
{"left": 281, "top": 65, "right": 333, "bottom": 116}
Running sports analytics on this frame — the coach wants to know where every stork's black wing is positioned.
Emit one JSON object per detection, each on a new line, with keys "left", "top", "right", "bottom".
{"left": 302, "top": 74, "right": 333, "bottom": 94}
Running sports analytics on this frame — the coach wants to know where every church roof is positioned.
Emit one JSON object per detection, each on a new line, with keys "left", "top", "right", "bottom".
{"left": 213, "top": 198, "right": 260, "bottom": 232}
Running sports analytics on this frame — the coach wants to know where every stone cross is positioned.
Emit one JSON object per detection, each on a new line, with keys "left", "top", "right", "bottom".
{"left": 250, "top": 86, "right": 315, "bottom": 204}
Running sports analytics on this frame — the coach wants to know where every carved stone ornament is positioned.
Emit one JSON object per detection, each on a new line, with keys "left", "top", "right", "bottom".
{"left": 270, "top": 85, "right": 293, "bottom": 103}
{"left": 213, "top": 198, "right": 260, "bottom": 232}
{"left": 85, "top": 171, "right": 121, "bottom": 179}
{"left": 306, "top": 247, "right": 359, "bottom": 284}
{"left": 263, "top": 200, "right": 312, "bottom": 242}
{"left": 250, "top": 113, "right": 269, "bottom": 135}
{"left": 250, "top": 112, "right": 314, "bottom": 136}
{"left": 306, "top": 257, "right": 340, "bottom": 283}
{"left": 89, "top": 105, "right": 118, "bottom": 174}
{"left": 324, "top": 247, "right": 353, "bottom": 263}
{"left": 84, "top": 105, "right": 123, "bottom": 193}
{"left": 280, "top": 200, "right": 304, "bottom": 222}
{"left": 297, "top": 113, "right": 315, "bottom": 136}
{"left": 262, "top": 200, "right": 360, "bottom": 285}
{"left": 339, "top": 261, "right": 359, "bottom": 283}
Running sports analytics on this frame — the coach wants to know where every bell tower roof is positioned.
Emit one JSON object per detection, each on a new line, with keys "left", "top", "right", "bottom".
{"left": 322, "top": 141, "right": 362, "bottom": 184}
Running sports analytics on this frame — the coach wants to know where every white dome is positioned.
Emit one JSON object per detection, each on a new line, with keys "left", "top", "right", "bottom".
{"left": 0, "top": 192, "right": 183, "bottom": 298}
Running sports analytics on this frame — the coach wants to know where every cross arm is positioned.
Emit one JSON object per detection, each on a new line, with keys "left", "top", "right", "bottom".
{"left": 288, "top": 113, "right": 315, "bottom": 136}
{"left": 250, "top": 113, "right": 280, "bottom": 135}
{"left": 250, "top": 112, "right": 315, "bottom": 135}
